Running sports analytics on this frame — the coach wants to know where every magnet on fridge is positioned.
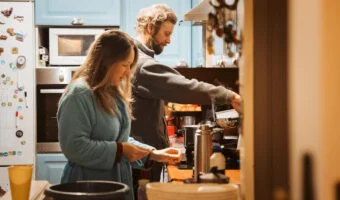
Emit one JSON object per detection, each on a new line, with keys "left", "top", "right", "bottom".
{"left": 12, "top": 151, "right": 16, "bottom": 156}
{"left": 8, "top": 102, "right": 12, "bottom": 107}
{"left": 14, "top": 89, "right": 19, "bottom": 94}
{"left": 16, "top": 55, "right": 26, "bottom": 69}
{"left": 16, "top": 130, "right": 23, "bottom": 138}
{"left": 1, "top": 7, "right": 13, "bottom": 17}
{"left": 19, "top": 115, "right": 24, "bottom": 120}
{"left": 8, "top": 151, "right": 12, "bottom": 156}
{"left": 21, "top": 141, "right": 26, "bottom": 145}
{"left": 18, "top": 105, "right": 22, "bottom": 110}
{"left": 15, "top": 32, "right": 24, "bottom": 42}
{"left": 1, "top": 73, "right": 5, "bottom": 78}
{"left": 0, "top": 35, "right": 7, "bottom": 40}
{"left": 1, "top": 102, "right": 6, "bottom": 107}
{"left": 13, "top": 94, "right": 17, "bottom": 99}
{"left": 7, "top": 28, "right": 15, "bottom": 36}
{"left": 0, "top": 21, "right": 5, "bottom": 25}
{"left": 18, "top": 86, "right": 24, "bottom": 91}
{"left": 17, "top": 151, "right": 22, "bottom": 156}
{"left": 12, "top": 47, "right": 18, "bottom": 54}
{"left": 18, "top": 98, "right": 23, "bottom": 102}
{"left": 0, "top": 47, "right": 3, "bottom": 56}
{"left": 9, "top": 62, "right": 15, "bottom": 68}
{"left": 14, "top": 15, "right": 24, "bottom": 23}
{"left": 1, "top": 60, "right": 5, "bottom": 65}
{"left": 10, "top": 80, "right": 14, "bottom": 85}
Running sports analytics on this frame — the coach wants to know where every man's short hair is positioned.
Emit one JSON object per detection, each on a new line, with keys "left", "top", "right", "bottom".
{"left": 135, "top": 4, "right": 178, "bottom": 35}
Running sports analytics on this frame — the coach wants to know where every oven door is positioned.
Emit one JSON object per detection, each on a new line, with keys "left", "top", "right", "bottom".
{"left": 36, "top": 84, "right": 66, "bottom": 153}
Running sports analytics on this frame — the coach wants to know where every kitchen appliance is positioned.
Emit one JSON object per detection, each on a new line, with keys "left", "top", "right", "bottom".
{"left": 0, "top": 1, "right": 35, "bottom": 191}
{"left": 36, "top": 67, "right": 78, "bottom": 153}
{"left": 49, "top": 28, "right": 105, "bottom": 65}
{"left": 193, "top": 125, "right": 213, "bottom": 182}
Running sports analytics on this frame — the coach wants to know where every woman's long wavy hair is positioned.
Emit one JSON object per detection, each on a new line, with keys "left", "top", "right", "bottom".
{"left": 66, "top": 29, "right": 138, "bottom": 117}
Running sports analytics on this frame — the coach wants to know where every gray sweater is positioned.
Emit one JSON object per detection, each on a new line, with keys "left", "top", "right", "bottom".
{"left": 131, "top": 40, "right": 234, "bottom": 149}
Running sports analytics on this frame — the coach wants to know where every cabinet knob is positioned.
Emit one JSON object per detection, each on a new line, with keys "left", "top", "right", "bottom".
{"left": 71, "top": 18, "right": 84, "bottom": 25}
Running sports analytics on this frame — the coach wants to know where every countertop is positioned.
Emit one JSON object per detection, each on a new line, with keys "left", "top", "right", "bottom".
{"left": 167, "top": 165, "right": 240, "bottom": 184}
{"left": 2, "top": 180, "right": 49, "bottom": 200}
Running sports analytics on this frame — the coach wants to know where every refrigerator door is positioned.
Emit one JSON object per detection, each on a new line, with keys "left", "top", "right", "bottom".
{"left": 0, "top": 1, "right": 35, "bottom": 189}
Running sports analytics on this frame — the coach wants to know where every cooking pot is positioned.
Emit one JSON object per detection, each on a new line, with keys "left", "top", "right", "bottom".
{"left": 44, "top": 180, "right": 129, "bottom": 200}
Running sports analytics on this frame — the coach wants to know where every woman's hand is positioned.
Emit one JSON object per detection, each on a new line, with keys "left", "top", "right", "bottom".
{"left": 231, "top": 92, "right": 241, "bottom": 113}
{"left": 149, "top": 147, "right": 182, "bottom": 164}
{"left": 121, "top": 142, "right": 152, "bottom": 162}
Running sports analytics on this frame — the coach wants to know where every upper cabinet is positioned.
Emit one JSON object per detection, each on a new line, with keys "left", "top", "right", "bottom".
{"left": 120, "top": 0, "right": 192, "bottom": 67}
{"left": 35, "top": 0, "right": 121, "bottom": 26}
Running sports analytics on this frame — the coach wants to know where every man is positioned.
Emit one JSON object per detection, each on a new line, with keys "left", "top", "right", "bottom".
{"left": 131, "top": 3, "right": 241, "bottom": 185}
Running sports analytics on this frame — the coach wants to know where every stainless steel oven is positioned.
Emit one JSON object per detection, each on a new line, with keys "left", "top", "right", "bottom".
{"left": 36, "top": 67, "right": 78, "bottom": 153}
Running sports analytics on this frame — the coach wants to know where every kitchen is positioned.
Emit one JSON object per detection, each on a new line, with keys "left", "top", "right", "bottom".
{"left": 0, "top": 0, "right": 339, "bottom": 200}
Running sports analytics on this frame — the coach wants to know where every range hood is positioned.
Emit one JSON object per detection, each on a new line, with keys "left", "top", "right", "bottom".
{"left": 184, "top": 0, "right": 213, "bottom": 21}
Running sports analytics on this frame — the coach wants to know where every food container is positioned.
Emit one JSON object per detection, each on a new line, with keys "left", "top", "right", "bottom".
{"left": 215, "top": 109, "right": 239, "bottom": 135}
{"left": 44, "top": 181, "right": 129, "bottom": 200}
{"left": 146, "top": 182, "right": 238, "bottom": 200}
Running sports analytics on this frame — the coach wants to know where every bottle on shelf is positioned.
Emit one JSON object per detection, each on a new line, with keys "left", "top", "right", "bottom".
{"left": 209, "top": 145, "right": 226, "bottom": 175}
{"left": 137, "top": 179, "right": 149, "bottom": 200}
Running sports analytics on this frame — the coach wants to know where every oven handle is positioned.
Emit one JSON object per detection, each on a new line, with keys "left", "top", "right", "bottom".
{"left": 40, "top": 89, "right": 65, "bottom": 94}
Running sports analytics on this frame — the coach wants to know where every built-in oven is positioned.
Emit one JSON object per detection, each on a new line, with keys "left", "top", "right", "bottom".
{"left": 36, "top": 67, "right": 78, "bottom": 153}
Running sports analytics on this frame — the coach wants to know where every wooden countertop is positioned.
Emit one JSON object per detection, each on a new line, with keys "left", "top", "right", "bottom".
{"left": 2, "top": 180, "right": 49, "bottom": 200}
{"left": 167, "top": 165, "right": 240, "bottom": 184}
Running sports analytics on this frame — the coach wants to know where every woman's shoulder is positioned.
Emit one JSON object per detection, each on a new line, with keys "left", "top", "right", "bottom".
{"left": 67, "top": 79, "right": 92, "bottom": 97}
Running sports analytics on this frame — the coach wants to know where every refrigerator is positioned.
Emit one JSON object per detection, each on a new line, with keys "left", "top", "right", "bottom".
{"left": 0, "top": 1, "right": 35, "bottom": 192}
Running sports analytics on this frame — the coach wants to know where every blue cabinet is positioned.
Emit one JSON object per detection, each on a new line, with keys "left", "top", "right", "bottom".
{"left": 36, "top": 154, "right": 67, "bottom": 185}
{"left": 35, "top": 0, "right": 120, "bottom": 26}
{"left": 191, "top": 0, "right": 204, "bottom": 68}
{"left": 120, "top": 0, "right": 192, "bottom": 67}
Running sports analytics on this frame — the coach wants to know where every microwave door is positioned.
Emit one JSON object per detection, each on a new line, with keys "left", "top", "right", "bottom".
{"left": 49, "top": 28, "right": 105, "bottom": 65}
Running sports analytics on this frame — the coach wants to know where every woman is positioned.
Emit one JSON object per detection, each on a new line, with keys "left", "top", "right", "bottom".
{"left": 57, "top": 29, "right": 181, "bottom": 200}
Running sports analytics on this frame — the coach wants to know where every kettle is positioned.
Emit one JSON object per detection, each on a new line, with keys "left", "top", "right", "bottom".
{"left": 193, "top": 124, "right": 214, "bottom": 182}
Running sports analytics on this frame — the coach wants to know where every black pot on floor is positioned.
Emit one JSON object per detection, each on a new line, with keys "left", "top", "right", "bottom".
{"left": 44, "top": 181, "right": 129, "bottom": 200}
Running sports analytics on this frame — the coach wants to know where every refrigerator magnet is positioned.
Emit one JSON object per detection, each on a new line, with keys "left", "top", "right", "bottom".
{"left": 16, "top": 55, "right": 26, "bottom": 69}
{"left": 0, "top": 48, "right": 3, "bottom": 56}
{"left": 0, "top": 35, "right": 7, "bottom": 40}
{"left": 7, "top": 28, "right": 15, "bottom": 36}
{"left": 12, "top": 47, "right": 18, "bottom": 54}
{"left": 15, "top": 32, "right": 24, "bottom": 42}
{"left": 1, "top": 7, "right": 13, "bottom": 17}
{"left": 14, "top": 15, "right": 24, "bottom": 23}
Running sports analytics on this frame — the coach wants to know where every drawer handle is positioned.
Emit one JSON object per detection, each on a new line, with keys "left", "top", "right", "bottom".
{"left": 71, "top": 17, "right": 84, "bottom": 25}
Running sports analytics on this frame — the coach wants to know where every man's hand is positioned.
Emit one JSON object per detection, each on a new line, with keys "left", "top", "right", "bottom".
{"left": 231, "top": 92, "right": 241, "bottom": 113}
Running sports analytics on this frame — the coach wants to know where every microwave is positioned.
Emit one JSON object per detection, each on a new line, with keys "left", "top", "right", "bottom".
{"left": 49, "top": 28, "right": 106, "bottom": 65}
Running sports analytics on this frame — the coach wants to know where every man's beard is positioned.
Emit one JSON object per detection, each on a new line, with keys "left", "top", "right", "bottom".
{"left": 150, "top": 37, "right": 164, "bottom": 55}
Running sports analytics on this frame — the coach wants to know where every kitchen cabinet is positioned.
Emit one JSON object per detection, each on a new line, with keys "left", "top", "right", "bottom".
{"left": 35, "top": 0, "right": 120, "bottom": 26}
{"left": 35, "top": 154, "right": 67, "bottom": 185}
{"left": 120, "top": 0, "right": 192, "bottom": 67}
{"left": 175, "top": 67, "right": 239, "bottom": 93}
